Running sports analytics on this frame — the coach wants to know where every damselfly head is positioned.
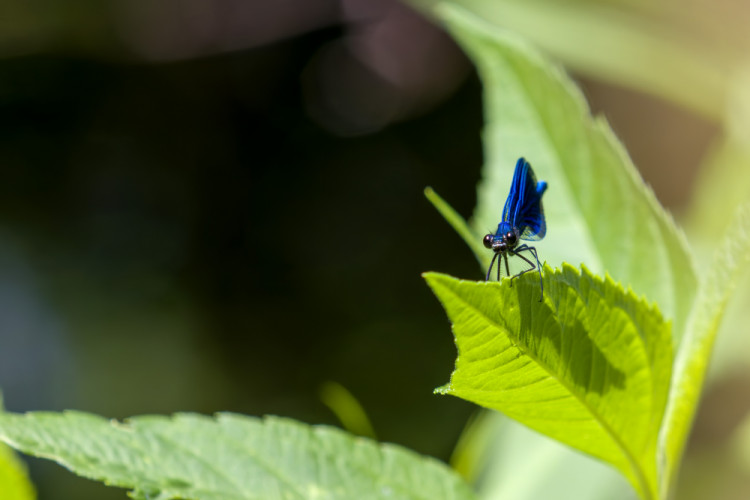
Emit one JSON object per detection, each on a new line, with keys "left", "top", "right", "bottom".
{"left": 482, "top": 234, "right": 494, "bottom": 249}
{"left": 484, "top": 234, "right": 507, "bottom": 252}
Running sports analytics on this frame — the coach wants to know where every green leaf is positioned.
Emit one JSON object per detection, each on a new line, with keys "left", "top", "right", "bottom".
{"left": 659, "top": 203, "right": 750, "bottom": 497}
{"left": 424, "top": 265, "right": 672, "bottom": 500}
{"left": 424, "top": 187, "right": 484, "bottom": 265}
{"left": 0, "top": 411, "right": 476, "bottom": 500}
{"left": 0, "top": 442, "right": 36, "bottom": 500}
{"left": 319, "top": 381, "right": 377, "bottom": 440}
{"left": 410, "top": 0, "right": 729, "bottom": 122}
{"left": 437, "top": 4, "right": 698, "bottom": 339}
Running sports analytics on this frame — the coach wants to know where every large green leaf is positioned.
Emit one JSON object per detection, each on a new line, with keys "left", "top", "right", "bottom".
{"left": 0, "top": 411, "right": 476, "bottom": 500}
{"left": 659, "top": 203, "right": 750, "bottom": 497}
{"left": 410, "top": 0, "right": 729, "bottom": 121}
{"left": 434, "top": 4, "right": 697, "bottom": 339}
{"left": 424, "top": 265, "right": 672, "bottom": 500}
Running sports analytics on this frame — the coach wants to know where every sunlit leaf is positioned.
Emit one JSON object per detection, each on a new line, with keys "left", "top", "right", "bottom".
{"left": 436, "top": 4, "right": 698, "bottom": 339}
{"left": 0, "top": 411, "right": 475, "bottom": 500}
{"left": 424, "top": 265, "right": 672, "bottom": 499}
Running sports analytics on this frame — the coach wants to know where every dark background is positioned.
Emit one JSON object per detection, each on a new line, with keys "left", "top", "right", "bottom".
{"left": 0, "top": 1, "right": 716, "bottom": 497}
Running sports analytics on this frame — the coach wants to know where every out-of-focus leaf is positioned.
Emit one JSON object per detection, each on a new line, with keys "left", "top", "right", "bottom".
{"left": 424, "top": 265, "right": 672, "bottom": 499}
{"left": 659, "top": 203, "right": 750, "bottom": 497}
{"left": 0, "top": 411, "right": 476, "bottom": 500}
{"left": 319, "top": 381, "right": 377, "bottom": 440}
{"left": 410, "top": 0, "right": 729, "bottom": 121}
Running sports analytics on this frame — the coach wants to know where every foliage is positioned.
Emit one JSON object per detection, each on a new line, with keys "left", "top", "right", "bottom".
{"left": 425, "top": 265, "right": 671, "bottom": 499}
{"left": 0, "top": 3, "right": 748, "bottom": 500}
{"left": 421, "top": 4, "right": 750, "bottom": 500}
{"left": 0, "top": 411, "right": 475, "bottom": 500}
{"left": 408, "top": 0, "right": 734, "bottom": 123}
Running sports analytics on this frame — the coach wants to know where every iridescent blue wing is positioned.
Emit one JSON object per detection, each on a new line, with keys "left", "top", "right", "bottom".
{"left": 499, "top": 159, "right": 523, "bottom": 227}
{"left": 501, "top": 158, "right": 547, "bottom": 240}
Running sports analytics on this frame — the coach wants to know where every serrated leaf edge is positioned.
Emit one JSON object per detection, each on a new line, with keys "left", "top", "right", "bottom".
{"left": 424, "top": 265, "right": 661, "bottom": 499}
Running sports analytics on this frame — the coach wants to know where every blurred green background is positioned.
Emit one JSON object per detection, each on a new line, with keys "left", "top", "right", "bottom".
{"left": 1, "top": 0, "right": 749, "bottom": 498}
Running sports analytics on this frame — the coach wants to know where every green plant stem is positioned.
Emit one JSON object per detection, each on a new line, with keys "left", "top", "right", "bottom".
{"left": 424, "top": 187, "right": 487, "bottom": 266}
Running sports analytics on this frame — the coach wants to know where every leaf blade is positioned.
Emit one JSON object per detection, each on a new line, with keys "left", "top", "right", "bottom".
{"left": 0, "top": 411, "right": 476, "bottom": 500}
{"left": 424, "top": 266, "right": 672, "bottom": 500}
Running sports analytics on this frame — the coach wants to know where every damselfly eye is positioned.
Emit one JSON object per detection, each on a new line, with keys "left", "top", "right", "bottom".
{"left": 483, "top": 234, "right": 494, "bottom": 249}
{"left": 505, "top": 232, "right": 517, "bottom": 245}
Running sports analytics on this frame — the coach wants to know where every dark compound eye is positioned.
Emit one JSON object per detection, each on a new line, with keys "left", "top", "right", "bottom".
{"left": 483, "top": 234, "right": 494, "bottom": 249}
{"left": 505, "top": 232, "right": 517, "bottom": 245}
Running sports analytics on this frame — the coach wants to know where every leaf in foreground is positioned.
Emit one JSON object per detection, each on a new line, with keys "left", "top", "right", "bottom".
{"left": 0, "top": 411, "right": 475, "bottom": 500}
{"left": 424, "top": 265, "right": 672, "bottom": 500}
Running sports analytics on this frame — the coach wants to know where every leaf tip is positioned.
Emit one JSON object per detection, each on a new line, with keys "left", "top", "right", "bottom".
{"left": 421, "top": 271, "right": 458, "bottom": 288}
{"left": 433, "top": 383, "right": 453, "bottom": 395}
